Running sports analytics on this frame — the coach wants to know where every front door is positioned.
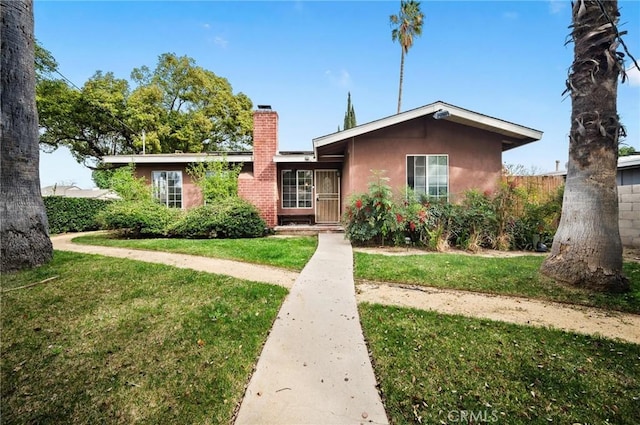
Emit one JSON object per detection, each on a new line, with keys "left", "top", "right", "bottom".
{"left": 315, "top": 170, "right": 340, "bottom": 223}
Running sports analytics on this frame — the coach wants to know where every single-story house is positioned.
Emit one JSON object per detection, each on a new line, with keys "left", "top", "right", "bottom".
{"left": 103, "top": 101, "right": 543, "bottom": 227}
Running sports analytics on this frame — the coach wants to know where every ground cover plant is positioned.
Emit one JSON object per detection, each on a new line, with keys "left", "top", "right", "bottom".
{"left": 1, "top": 251, "right": 288, "bottom": 424}
{"left": 73, "top": 233, "right": 318, "bottom": 271}
{"left": 354, "top": 252, "right": 640, "bottom": 313}
{"left": 360, "top": 304, "right": 640, "bottom": 425}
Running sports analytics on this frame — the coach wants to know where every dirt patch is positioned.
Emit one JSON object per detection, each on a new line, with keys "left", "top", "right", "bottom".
{"left": 354, "top": 244, "right": 639, "bottom": 344}
{"left": 355, "top": 245, "right": 640, "bottom": 263}
{"left": 356, "top": 282, "right": 640, "bottom": 344}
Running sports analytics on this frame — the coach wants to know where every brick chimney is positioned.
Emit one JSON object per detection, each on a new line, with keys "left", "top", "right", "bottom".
{"left": 238, "top": 105, "right": 279, "bottom": 227}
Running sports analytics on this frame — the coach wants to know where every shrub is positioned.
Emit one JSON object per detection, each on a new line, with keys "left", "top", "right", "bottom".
{"left": 342, "top": 170, "right": 563, "bottom": 252}
{"left": 343, "top": 172, "right": 400, "bottom": 245}
{"left": 509, "top": 185, "right": 563, "bottom": 250}
{"left": 96, "top": 201, "right": 180, "bottom": 237}
{"left": 187, "top": 158, "right": 242, "bottom": 204}
{"left": 44, "top": 196, "right": 113, "bottom": 234}
{"left": 168, "top": 198, "right": 265, "bottom": 239}
{"left": 108, "top": 165, "right": 152, "bottom": 202}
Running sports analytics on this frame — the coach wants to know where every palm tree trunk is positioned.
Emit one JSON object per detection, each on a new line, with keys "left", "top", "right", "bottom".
{"left": 540, "top": 0, "right": 627, "bottom": 292}
{"left": 1, "top": 0, "right": 53, "bottom": 272}
{"left": 397, "top": 50, "right": 405, "bottom": 114}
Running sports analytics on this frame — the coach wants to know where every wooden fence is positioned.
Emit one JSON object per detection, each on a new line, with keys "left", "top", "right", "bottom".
{"left": 501, "top": 175, "right": 565, "bottom": 212}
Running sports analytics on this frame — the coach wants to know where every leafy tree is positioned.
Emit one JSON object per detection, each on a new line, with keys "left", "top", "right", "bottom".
{"left": 129, "top": 53, "right": 253, "bottom": 154}
{"left": 540, "top": 0, "right": 637, "bottom": 292}
{"left": 38, "top": 71, "right": 136, "bottom": 166}
{"left": 187, "top": 158, "right": 242, "bottom": 204}
{"left": 342, "top": 92, "right": 357, "bottom": 130}
{"left": 34, "top": 40, "right": 58, "bottom": 82}
{"left": 390, "top": 0, "right": 424, "bottom": 114}
{"left": 36, "top": 52, "right": 253, "bottom": 167}
{"left": 619, "top": 145, "right": 638, "bottom": 156}
{"left": 1, "top": 0, "right": 53, "bottom": 271}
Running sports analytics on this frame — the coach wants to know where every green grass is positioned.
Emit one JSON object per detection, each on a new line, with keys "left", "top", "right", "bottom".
{"left": 360, "top": 303, "right": 640, "bottom": 425}
{"left": 355, "top": 252, "right": 640, "bottom": 313}
{"left": 72, "top": 233, "right": 318, "bottom": 271}
{"left": 1, "top": 251, "right": 288, "bottom": 424}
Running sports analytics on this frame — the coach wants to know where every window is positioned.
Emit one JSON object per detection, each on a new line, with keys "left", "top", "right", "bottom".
{"left": 152, "top": 171, "right": 183, "bottom": 208}
{"left": 407, "top": 155, "right": 448, "bottom": 200}
{"left": 282, "top": 170, "right": 313, "bottom": 208}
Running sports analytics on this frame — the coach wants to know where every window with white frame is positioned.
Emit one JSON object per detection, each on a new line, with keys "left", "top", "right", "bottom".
{"left": 406, "top": 155, "right": 449, "bottom": 200}
{"left": 152, "top": 171, "right": 183, "bottom": 208}
{"left": 282, "top": 170, "right": 313, "bottom": 208}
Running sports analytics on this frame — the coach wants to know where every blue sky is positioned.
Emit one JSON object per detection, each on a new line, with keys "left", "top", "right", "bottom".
{"left": 35, "top": 0, "right": 640, "bottom": 188}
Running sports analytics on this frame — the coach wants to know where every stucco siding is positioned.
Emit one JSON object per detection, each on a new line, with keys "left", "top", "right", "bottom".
{"left": 344, "top": 117, "right": 503, "bottom": 202}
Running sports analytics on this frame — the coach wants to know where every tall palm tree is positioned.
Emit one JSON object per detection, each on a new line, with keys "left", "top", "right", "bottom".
{"left": 1, "top": 0, "right": 53, "bottom": 271}
{"left": 390, "top": 0, "right": 424, "bottom": 114}
{"left": 540, "top": 0, "right": 631, "bottom": 292}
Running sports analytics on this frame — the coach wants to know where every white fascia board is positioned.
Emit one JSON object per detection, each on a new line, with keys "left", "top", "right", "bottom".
{"left": 102, "top": 154, "right": 253, "bottom": 164}
{"left": 273, "top": 154, "right": 317, "bottom": 163}
{"left": 448, "top": 106, "right": 543, "bottom": 140}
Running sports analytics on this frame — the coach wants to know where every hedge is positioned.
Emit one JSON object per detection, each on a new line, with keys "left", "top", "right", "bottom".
{"left": 44, "top": 196, "right": 113, "bottom": 234}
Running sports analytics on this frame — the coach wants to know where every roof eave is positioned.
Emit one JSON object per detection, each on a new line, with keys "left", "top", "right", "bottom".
{"left": 102, "top": 154, "right": 253, "bottom": 164}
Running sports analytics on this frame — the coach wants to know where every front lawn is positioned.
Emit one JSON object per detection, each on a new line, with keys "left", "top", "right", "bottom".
{"left": 360, "top": 303, "right": 640, "bottom": 425}
{"left": 72, "top": 233, "right": 318, "bottom": 271}
{"left": 355, "top": 252, "right": 640, "bottom": 313}
{"left": 1, "top": 251, "right": 288, "bottom": 424}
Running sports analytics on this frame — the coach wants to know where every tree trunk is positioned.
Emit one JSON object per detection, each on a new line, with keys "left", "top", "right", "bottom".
{"left": 540, "top": 0, "right": 628, "bottom": 292}
{"left": 397, "top": 50, "right": 405, "bottom": 114}
{"left": 1, "top": 0, "right": 53, "bottom": 272}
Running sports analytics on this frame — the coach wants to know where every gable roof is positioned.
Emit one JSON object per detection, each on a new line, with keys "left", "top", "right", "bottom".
{"left": 312, "top": 101, "right": 543, "bottom": 156}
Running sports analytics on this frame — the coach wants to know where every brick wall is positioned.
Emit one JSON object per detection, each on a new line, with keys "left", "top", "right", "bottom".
{"left": 619, "top": 184, "right": 640, "bottom": 248}
{"left": 238, "top": 109, "right": 279, "bottom": 227}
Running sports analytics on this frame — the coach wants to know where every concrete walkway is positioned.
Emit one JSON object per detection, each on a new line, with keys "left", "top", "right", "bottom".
{"left": 234, "top": 233, "right": 388, "bottom": 424}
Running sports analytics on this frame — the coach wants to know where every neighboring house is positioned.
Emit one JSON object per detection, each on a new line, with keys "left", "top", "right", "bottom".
{"left": 42, "top": 185, "right": 120, "bottom": 200}
{"left": 103, "top": 101, "right": 543, "bottom": 227}
{"left": 617, "top": 154, "right": 640, "bottom": 186}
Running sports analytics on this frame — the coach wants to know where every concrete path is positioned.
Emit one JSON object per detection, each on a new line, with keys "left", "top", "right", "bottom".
{"left": 234, "top": 233, "right": 389, "bottom": 425}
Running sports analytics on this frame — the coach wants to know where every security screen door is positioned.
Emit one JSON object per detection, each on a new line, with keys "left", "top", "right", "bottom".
{"left": 315, "top": 170, "right": 340, "bottom": 223}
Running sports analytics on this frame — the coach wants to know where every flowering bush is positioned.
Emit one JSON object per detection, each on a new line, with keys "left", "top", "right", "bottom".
{"left": 343, "top": 171, "right": 563, "bottom": 251}
{"left": 343, "top": 172, "right": 400, "bottom": 245}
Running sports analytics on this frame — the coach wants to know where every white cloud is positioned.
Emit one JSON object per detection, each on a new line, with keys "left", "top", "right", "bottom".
{"left": 502, "top": 11, "right": 518, "bottom": 20}
{"left": 203, "top": 23, "right": 211, "bottom": 30}
{"left": 625, "top": 65, "right": 640, "bottom": 87}
{"left": 325, "top": 69, "right": 352, "bottom": 88}
{"left": 213, "top": 36, "right": 228, "bottom": 49}
{"left": 548, "top": 0, "right": 567, "bottom": 15}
